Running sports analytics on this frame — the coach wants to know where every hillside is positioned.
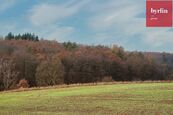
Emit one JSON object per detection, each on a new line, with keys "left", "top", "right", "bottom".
{"left": 0, "top": 39, "right": 173, "bottom": 91}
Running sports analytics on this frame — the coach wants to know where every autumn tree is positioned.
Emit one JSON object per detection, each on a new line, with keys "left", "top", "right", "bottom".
{"left": 36, "top": 56, "right": 64, "bottom": 86}
{"left": 0, "top": 38, "right": 172, "bottom": 91}
{"left": 0, "top": 59, "right": 18, "bottom": 90}
{"left": 12, "top": 50, "right": 38, "bottom": 87}
{"left": 17, "top": 79, "right": 29, "bottom": 88}
{"left": 112, "top": 45, "right": 126, "bottom": 60}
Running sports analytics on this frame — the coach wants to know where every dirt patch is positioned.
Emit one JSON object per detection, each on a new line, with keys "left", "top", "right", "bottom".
{"left": 160, "top": 100, "right": 173, "bottom": 104}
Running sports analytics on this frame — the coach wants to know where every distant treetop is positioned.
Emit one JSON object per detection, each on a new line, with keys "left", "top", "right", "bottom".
{"left": 5, "top": 32, "right": 39, "bottom": 41}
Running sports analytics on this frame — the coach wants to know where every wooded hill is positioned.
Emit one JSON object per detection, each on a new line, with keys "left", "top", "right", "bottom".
{"left": 0, "top": 33, "right": 172, "bottom": 91}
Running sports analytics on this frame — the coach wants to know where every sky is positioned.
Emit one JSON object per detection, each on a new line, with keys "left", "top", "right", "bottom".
{"left": 0, "top": 0, "right": 173, "bottom": 52}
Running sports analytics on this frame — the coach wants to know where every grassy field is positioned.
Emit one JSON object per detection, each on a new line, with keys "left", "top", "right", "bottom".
{"left": 0, "top": 82, "right": 173, "bottom": 115}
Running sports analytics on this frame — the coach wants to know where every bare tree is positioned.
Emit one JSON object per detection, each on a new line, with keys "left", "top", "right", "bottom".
{"left": 0, "top": 59, "right": 18, "bottom": 90}
{"left": 36, "top": 56, "right": 64, "bottom": 86}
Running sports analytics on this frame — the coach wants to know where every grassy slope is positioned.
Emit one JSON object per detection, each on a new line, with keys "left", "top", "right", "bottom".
{"left": 0, "top": 83, "right": 173, "bottom": 115}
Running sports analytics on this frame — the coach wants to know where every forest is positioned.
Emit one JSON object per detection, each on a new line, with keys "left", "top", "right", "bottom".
{"left": 0, "top": 33, "right": 173, "bottom": 91}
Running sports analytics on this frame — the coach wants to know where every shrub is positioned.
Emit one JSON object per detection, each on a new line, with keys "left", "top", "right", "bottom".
{"left": 101, "top": 76, "right": 114, "bottom": 82}
{"left": 18, "top": 79, "right": 29, "bottom": 88}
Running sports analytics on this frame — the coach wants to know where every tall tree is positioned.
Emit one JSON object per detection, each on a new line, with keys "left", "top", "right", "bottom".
{"left": 36, "top": 56, "right": 64, "bottom": 86}
{"left": 5, "top": 32, "right": 14, "bottom": 40}
{"left": 0, "top": 59, "right": 18, "bottom": 90}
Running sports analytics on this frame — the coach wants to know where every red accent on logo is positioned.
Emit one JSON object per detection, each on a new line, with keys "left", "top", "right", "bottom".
{"left": 146, "top": 0, "right": 172, "bottom": 27}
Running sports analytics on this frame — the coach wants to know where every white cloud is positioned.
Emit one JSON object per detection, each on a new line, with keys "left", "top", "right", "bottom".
{"left": 44, "top": 26, "right": 75, "bottom": 41}
{"left": 29, "top": 0, "right": 90, "bottom": 26}
{"left": 14, "top": 25, "right": 76, "bottom": 42}
{"left": 2, "top": 0, "right": 173, "bottom": 51}
{"left": 87, "top": 0, "right": 173, "bottom": 50}
{"left": 88, "top": 1, "right": 141, "bottom": 32}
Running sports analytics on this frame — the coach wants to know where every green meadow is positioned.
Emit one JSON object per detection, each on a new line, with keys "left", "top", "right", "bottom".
{"left": 0, "top": 82, "right": 173, "bottom": 115}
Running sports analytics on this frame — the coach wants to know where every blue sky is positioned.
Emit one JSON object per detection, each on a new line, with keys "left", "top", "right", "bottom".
{"left": 0, "top": 0, "right": 173, "bottom": 52}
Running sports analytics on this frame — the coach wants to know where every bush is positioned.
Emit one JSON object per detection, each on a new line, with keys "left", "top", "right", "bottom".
{"left": 17, "top": 79, "right": 29, "bottom": 88}
{"left": 101, "top": 76, "right": 114, "bottom": 82}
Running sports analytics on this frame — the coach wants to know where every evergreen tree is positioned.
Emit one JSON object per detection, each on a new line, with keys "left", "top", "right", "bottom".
{"left": 5, "top": 32, "right": 14, "bottom": 40}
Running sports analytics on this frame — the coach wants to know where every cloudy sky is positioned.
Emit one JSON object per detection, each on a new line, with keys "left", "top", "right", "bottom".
{"left": 0, "top": 0, "right": 173, "bottom": 52}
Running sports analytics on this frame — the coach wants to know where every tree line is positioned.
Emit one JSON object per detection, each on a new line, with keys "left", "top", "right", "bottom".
{"left": 0, "top": 33, "right": 172, "bottom": 91}
{"left": 4, "top": 32, "right": 39, "bottom": 41}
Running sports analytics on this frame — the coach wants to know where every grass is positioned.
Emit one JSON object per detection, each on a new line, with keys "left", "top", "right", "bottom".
{"left": 0, "top": 82, "right": 173, "bottom": 115}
